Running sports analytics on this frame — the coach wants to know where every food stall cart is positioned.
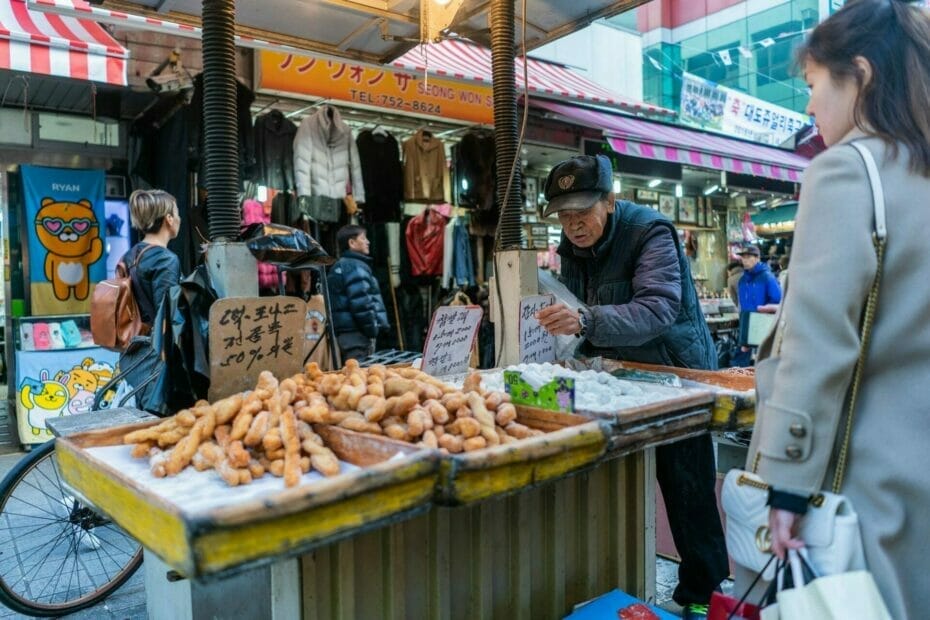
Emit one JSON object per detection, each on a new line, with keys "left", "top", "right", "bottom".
{"left": 55, "top": 361, "right": 716, "bottom": 618}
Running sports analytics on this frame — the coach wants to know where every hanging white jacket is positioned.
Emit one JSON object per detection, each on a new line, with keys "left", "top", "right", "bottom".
{"left": 293, "top": 105, "right": 366, "bottom": 202}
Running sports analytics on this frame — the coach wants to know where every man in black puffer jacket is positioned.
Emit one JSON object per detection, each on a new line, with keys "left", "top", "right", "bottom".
{"left": 536, "top": 156, "right": 728, "bottom": 620}
{"left": 328, "top": 225, "right": 389, "bottom": 362}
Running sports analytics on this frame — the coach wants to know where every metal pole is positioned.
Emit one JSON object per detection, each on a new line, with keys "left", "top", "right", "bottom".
{"left": 201, "top": 0, "right": 240, "bottom": 241}
{"left": 490, "top": 0, "right": 522, "bottom": 249}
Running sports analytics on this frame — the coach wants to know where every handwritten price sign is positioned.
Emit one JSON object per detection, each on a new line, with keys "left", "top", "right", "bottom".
{"left": 519, "top": 294, "right": 556, "bottom": 364}
{"left": 209, "top": 297, "right": 305, "bottom": 399}
{"left": 421, "top": 305, "right": 483, "bottom": 377}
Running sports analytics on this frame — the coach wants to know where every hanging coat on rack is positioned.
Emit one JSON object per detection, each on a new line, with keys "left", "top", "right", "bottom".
{"left": 254, "top": 110, "right": 297, "bottom": 191}
{"left": 403, "top": 129, "right": 446, "bottom": 202}
{"left": 405, "top": 207, "right": 448, "bottom": 277}
{"left": 293, "top": 105, "right": 365, "bottom": 222}
{"left": 356, "top": 128, "right": 403, "bottom": 223}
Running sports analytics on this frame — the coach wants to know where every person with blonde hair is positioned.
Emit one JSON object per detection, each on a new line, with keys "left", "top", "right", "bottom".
{"left": 124, "top": 189, "right": 182, "bottom": 327}
{"left": 747, "top": 1, "right": 930, "bottom": 616}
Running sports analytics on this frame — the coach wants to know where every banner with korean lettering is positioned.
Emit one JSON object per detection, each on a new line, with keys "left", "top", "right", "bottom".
{"left": 257, "top": 51, "right": 494, "bottom": 125}
{"left": 679, "top": 72, "right": 811, "bottom": 147}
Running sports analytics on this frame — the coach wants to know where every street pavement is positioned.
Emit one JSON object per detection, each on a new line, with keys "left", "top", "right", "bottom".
{"left": 0, "top": 452, "right": 146, "bottom": 620}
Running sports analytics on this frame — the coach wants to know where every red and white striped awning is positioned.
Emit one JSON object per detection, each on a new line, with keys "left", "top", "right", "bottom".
{"left": 0, "top": 0, "right": 126, "bottom": 85}
{"left": 26, "top": 0, "right": 315, "bottom": 55}
{"left": 393, "top": 40, "right": 676, "bottom": 119}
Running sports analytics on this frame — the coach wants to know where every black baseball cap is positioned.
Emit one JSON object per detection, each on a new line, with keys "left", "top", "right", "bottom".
{"left": 737, "top": 245, "right": 761, "bottom": 257}
{"left": 543, "top": 155, "right": 614, "bottom": 218}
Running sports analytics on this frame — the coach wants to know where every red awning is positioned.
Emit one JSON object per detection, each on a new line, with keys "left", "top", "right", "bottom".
{"left": 536, "top": 99, "right": 809, "bottom": 183}
{"left": 393, "top": 40, "right": 675, "bottom": 119}
{"left": 0, "top": 0, "right": 126, "bottom": 85}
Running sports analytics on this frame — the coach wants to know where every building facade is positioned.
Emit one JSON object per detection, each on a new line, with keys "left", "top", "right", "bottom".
{"left": 638, "top": 0, "right": 821, "bottom": 114}
{"left": 532, "top": 18, "right": 644, "bottom": 106}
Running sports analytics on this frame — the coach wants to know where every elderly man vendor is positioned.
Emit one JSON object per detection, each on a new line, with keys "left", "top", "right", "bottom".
{"left": 536, "top": 155, "right": 728, "bottom": 620}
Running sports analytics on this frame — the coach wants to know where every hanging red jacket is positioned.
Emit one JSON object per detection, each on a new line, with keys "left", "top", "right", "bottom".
{"left": 405, "top": 207, "right": 448, "bottom": 277}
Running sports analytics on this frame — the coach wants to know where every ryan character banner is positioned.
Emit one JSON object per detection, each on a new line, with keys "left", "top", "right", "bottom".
{"left": 21, "top": 166, "right": 106, "bottom": 315}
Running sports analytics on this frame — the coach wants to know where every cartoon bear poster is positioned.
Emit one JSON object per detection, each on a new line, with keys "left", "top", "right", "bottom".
{"left": 21, "top": 166, "right": 107, "bottom": 315}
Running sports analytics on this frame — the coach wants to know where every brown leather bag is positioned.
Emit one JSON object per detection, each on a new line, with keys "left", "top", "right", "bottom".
{"left": 91, "top": 245, "right": 154, "bottom": 352}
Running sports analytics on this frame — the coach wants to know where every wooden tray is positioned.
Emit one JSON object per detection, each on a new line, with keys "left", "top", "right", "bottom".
{"left": 55, "top": 421, "right": 438, "bottom": 581}
{"left": 436, "top": 406, "right": 610, "bottom": 506}
{"left": 618, "top": 362, "right": 756, "bottom": 430}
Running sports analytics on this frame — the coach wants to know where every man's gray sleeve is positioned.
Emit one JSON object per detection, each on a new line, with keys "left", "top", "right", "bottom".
{"left": 586, "top": 226, "right": 682, "bottom": 347}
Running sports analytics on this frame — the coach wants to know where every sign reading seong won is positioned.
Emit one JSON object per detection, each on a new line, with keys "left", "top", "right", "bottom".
{"left": 257, "top": 51, "right": 494, "bottom": 124}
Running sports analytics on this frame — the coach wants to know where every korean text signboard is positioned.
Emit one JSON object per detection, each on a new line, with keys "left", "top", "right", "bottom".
{"left": 519, "top": 295, "right": 556, "bottom": 364}
{"left": 257, "top": 50, "right": 494, "bottom": 125}
{"left": 680, "top": 72, "right": 811, "bottom": 147}
{"left": 209, "top": 297, "right": 305, "bottom": 400}
{"left": 421, "top": 305, "right": 483, "bottom": 377}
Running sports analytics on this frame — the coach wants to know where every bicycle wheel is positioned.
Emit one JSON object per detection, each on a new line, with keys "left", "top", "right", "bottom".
{"left": 0, "top": 440, "right": 143, "bottom": 617}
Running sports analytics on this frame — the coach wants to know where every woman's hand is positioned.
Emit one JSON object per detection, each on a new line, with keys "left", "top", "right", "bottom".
{"left": 769, "top": 508, "right": 805, "bottom": 558}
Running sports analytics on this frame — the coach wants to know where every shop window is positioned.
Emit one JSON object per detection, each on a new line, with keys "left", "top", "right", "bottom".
{"left": 0, "top": 109, "right": 33, "bottom": 146}
{"left": 36, "top": 113, "right": 120, "bottom": 148}
{"left": 752, "top": 21, "right": 803, "bottom": 87}
{"left": 686, "top": 41, "right": 739, "bottom": 85}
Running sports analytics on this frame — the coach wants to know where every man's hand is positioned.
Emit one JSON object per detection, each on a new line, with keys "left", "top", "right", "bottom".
{"left": 536, "top": 303, "right": 582, "bottom": 336}
{"left": 768, "top": 508, "right": 805, "bottom": 559}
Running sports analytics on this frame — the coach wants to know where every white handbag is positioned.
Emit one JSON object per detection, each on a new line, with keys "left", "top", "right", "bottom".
{"left": 722, "top": 469, "right": 865, "bottom": 580}
{"left": 722, "top": 141, "right": 886, "bottom": 580}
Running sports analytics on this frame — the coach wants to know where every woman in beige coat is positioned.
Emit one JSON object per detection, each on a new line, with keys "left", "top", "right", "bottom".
{"left": 748, "top": 1, "right": 930, "bottom": 617}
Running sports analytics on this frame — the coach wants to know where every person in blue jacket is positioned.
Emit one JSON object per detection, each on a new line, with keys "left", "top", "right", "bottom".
{"left": 736, "top": 245, "right": 781, "bottom": 312}
{"left": 327, "top": 225, "right": 389, "bottom": 362}
{"left": 731, "top": 245, "right": 782, "bottom": 367}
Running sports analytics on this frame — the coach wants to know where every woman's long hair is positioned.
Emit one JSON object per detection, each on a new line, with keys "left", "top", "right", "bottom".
{"left": 800, "top": 0, "right": 930, "bottom": 176}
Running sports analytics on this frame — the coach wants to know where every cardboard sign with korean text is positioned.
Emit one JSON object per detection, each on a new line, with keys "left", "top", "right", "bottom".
{"left": 421, "top": 305, "right": 483, "bottom": 377}
{"left": 209, "top": 297, "right": 305, "bottom": 400}
{"left": 519, "top": 294, "right": 557, "bottom": 364}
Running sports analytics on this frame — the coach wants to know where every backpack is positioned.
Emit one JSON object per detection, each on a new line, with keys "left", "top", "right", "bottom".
{"left": 91, "top": 245, "right": 154, "bottom": 352}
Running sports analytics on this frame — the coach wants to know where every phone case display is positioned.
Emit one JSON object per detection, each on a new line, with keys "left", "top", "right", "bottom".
{"left": 12, "top": 315, "right": 120, "bottom": 444}
{"left": 105, "top": 199, "right": 131, "bottom": 279}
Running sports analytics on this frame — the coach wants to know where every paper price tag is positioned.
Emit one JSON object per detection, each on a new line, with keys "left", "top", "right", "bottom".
{"left": 421, "top": 305, "right": 483, "bottom": 377}
{"left": 519, "top": 294, "right": 556, "bottom": 364}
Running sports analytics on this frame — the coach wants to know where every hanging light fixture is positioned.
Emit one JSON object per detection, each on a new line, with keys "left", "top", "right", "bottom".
{"left": 420, "top": 0, "right": 466, "bottom": 42}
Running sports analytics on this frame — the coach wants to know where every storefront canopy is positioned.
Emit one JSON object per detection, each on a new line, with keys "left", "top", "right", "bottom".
{"left": 392, "top": 40, "right": 675, "bottom": 118}
{"left": 0, "top": 0, "right": 127, "bottom": 85}
{"left": 536, "top": 100, "right": 809, "bottom": 183}
{"left": 27, "top": 0, "right": 653, "bottom": 65}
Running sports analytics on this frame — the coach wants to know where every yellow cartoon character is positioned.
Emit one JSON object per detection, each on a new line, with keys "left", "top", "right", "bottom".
{"left": 35, "top": 197, "right": 103, "bottom": 301}
{"left": 84, "top": 359, "right": 114, "bottom": 387}
{"left": 19, "top": 372, "right": 70, "bottom": 436}
{"left": 54, "top": 364, "right": 100, "bottom": 399}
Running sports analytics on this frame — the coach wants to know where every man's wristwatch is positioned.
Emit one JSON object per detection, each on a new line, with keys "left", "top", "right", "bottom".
{"left": 576, "top": 309, "right": 589, "bottom": 339}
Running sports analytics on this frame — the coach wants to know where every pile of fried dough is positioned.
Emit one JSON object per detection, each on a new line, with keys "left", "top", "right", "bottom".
{"left": 124, "top": 360, "right": 542, "bottom": 488}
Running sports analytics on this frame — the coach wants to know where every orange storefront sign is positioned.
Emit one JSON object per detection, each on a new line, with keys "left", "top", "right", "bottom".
{"left": 257, "top": 51, "right": 494, "bottom": 125}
